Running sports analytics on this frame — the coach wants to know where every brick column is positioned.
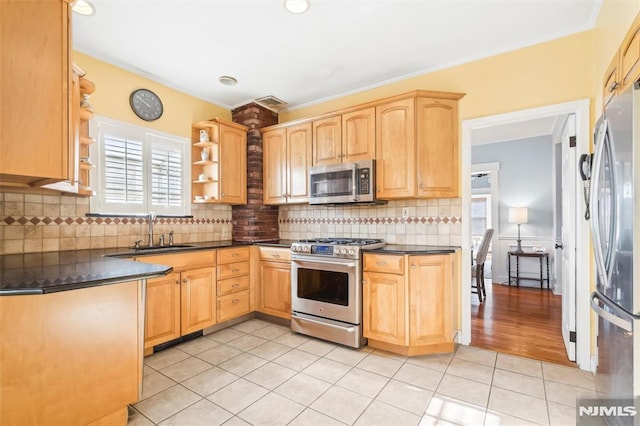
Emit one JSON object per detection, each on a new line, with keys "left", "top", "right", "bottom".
{"left": 231, "top": 103, "right": 279, "bottom": 242}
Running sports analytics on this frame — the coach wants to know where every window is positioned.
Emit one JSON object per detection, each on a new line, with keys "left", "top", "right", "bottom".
{"left": 90, "top": 117, "right": 190, "bottom": 215}
{"left": 471, "top": 194, "right": 491, "bottom": 249}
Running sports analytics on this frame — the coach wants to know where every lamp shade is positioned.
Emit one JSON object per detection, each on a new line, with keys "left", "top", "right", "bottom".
{"left": 508, "top": 207, "right": 528, "bottom": 224}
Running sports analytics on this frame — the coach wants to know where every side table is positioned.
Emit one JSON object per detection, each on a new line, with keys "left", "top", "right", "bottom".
{"left": 507, "top": 251, "right": 550, "bottom": 289}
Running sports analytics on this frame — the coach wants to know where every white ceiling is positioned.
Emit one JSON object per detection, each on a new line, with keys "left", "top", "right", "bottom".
{"left": 73, "top": 0, "right": 602, "bottom": 112}
{"left": 471, "top": 115, "right": 562, "bottom": 145}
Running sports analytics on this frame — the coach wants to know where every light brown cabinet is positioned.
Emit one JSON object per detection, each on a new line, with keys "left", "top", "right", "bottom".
{"left": 258, "top": 247, "right": 291, "bottom": 319}
{"left": 620, "top": 13, "right": 640, "bottom": 92}
{"left": 313, "top": 108, "right": 376, "bottom": 166}
{"left": 191, "top": 119, "right": 248, "bottom": 205}
{"left": 376, "top": 99, "right": 416, "bottom": 198}
{"left": 603, "top": 51, "right": 620, "bottom": 109}
{"left": 136, "top": 251, "right": 216, "bottom": 351}
{"left": 363, "top": 252, "right": 455, "bottom": 356}
{"left": 376, "top": 93, "right": 462, "bottom": 200}
{"left": 602, "top": 12, "right": 640, "bottom": 109}
{"left": 312, "top": 116, "right": 342, "bottom": 166}
{"left": 43, "top": 65, "right": 96, "bottom": 195}
{"left": 342, "top": 107, "right": 376, "bottom": 163}
{"left": 216, "top": 247, "right": 251, "bottom": 322}
{"left": 262, "top": 123, "right": 312, "bottom": 205}
{"left": 0, "top": 0, "right": 72, "bottom": 186}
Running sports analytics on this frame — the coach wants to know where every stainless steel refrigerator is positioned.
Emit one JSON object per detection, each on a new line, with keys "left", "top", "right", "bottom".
{"left": 590, "top": 81, "right": 640, "bottom": 421}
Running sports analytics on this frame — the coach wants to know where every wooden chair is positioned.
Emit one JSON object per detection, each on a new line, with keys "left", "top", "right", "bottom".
{"left": 472, "top": 228, "right": 494, "bottom": 302}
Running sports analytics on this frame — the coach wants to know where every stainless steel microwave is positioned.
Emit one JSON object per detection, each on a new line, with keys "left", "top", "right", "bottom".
{"left": 309, "top": 159, "right": 383, "bottom": 205}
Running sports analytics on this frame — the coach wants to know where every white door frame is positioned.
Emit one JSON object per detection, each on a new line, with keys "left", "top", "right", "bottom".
{"left": 471, "top": 162, "right": 500, "bottom": 279}
{"left": 460, "top": 99, "right": 592, "bottom": 371}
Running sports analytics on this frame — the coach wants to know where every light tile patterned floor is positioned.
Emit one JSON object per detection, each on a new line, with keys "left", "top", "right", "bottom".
{"left": 129, "top": 319, "right": 594, "bottom": 426}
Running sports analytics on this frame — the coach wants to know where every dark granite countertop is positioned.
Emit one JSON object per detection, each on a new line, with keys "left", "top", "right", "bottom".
{"left": 1, "top": 240, "right": 457, "bottom": 296}
{"left": 0, "top": 250, "right": 172, "bottom": 296}
{"left": 0, "top": 240, "right": 295, "bottom": 296}
{"left": 364, "top": 245, "right": 459, "bottom": 255}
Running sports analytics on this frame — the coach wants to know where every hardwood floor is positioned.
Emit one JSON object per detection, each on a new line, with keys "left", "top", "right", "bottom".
{"left": 471, "top": 281, "right": 576, "bottom": 367}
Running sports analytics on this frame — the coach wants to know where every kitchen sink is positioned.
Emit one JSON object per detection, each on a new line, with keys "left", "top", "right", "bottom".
{"left": 129, "top": 244, "right": 196, "bottom": 251}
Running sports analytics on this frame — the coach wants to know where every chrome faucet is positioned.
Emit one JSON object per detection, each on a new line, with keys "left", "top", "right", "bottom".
{"left": 147, "top": 212, "right": 156, "bottom": 247}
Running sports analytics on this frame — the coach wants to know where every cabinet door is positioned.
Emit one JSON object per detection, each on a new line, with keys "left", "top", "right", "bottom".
{"left": 408, "top": 255, "right": 452, "bottom": 346}
{"left": 603, "top": 52, "right": 620, "bottom": 110}
{"left": 313, "top": 116, "right": 342, "bottom": 166}
{"left": 416, "top": 97, "right": 459, "bottom": 198}
{"left": 181, "top": 267, "right": 216, "bottom": 335}
{"left": 0, "top": 0, "right": 71, "bottom": 184}
{"left": 263, "top": 128, "right": 288, "bottom": 205}
{"left": 375, "top": 98, "right": 416, "bottom": 199}
{"left": 145, "top": 272, "right": 181, "bottom": 349}
{"left": 219, "top": 124, "right": 247, "bottom": 204}
{"left": 287, "top": 123, "right": 312, "bottom": 203}
{"left": 620, "top": 13, "right": 640, "bottom": 90}
{"left": 362, "top": 271, "right": 406, "bottom": 345}
{"left": 342, "top": 107, "right": 375, "bottom": 162}
{"left": 259, "top": 261, "right": 291, "bottom": 319}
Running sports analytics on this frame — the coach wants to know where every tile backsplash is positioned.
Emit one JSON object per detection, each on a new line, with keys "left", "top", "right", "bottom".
{"left": 279, "top": 198, "right": 462, "bottom": 245}
{"left": 0, "top": 192, "right": 461, "bottom": 255}
{"left": 0, "top": 192, "right": 232, "bottom": 255}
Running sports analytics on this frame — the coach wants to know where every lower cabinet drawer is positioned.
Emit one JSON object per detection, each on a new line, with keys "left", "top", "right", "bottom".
{"left": 217, "top": 261, "right": 250, "bottom": 280}
{"left": 217, "top": 275, "right": 250, "bottom": 296}
{"left": 217, "top": 290, "right": 250, "bottom": 322}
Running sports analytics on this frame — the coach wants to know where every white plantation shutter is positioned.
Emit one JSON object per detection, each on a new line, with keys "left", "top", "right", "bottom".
{"left": 150, "top": 136, "right": 183, "bottom": 209}
{"left": 90, "top": 117, "right": 189, "bottom": 215}
{"left": 104, "top": 136, "right": 144, "bottom": 204}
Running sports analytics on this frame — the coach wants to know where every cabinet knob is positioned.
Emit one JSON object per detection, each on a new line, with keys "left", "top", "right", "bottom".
{"left": 362, "top": 280, "right": 367, "bottom": 285}
{"left": 272, "top": 254, "right": 280, "bottom": 258}
{"left": 376, "top": 188, "right": 380, "bottom": 192}
{"left": 608, "top": 81, "right": 619, "bottom": 93}
{"left": 221, "top": 192, "right": 225, "bottom": 197}
{"left": 411, "top": 264, "right": 417, "bottom": 268}
{"left": 232, "top": 299, "right": 240, "bottom": 304}
{"left": 182, "top": 278, "right": 188, "bottom": 284}
{"left": 376, "top": 261, "right": 387, "bottom": 266}
{"left": 232, "top": 253, "right": 240, "bottom": 257}
{"left": 419, "top": 184, "right": 425, "bottom": 190}
{"left": 232, "top": 283, "right": 240, "bottom": 288}
{"left": 175, "top": 280, "right": 180, "bottom": 285}
{"left": 232, "top": 268, "right": 239, "bottom": 273}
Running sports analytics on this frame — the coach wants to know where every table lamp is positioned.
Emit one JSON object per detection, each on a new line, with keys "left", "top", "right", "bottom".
{"left": 508, "top": 207, "right": 528, "bottom": 253}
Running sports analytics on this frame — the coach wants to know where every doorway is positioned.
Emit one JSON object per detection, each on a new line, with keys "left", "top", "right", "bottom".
{"left": 460, "top": 99, "right": 592, "bottom": 371}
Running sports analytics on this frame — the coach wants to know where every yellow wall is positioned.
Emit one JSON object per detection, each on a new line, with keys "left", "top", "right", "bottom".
{"left": 73, "top": 52, "right": 230, "bottom": 137}
{"left": 282, "top": 31, "right": 595, "bottom": 124}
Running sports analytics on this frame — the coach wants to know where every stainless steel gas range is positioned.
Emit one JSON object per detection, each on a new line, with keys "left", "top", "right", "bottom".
{"left": 290, "top": 238, "right": 385, "bottom": 348}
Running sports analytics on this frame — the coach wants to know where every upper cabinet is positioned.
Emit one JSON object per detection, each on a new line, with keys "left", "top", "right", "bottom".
{"left": 192, "top": 119, "right": 248, "bottom": 205}
{"left": 342, "top": 107, "right": 376, "bottom": 163}
{"left": 0, "top": 0, "right": 72, "bottom": 186}
{"left": 263, "top": 123, "right": 312, "bottom": 205}
{"left": 264, "top": 91, "right": 463, "bottom": 202}
{"left": 376, "top": 98, "right": 416, "bottom": 199}
{"left": 620, "top": 13, "right": 640, "bottom": 92}
{"left": 376, "top": 92, "right": 463, "bottom": 200}
{"left": 603, "top": 12, "right": 640, "bottom": 109}
{"left": 312, "top": 107, "right": 375, "bottom": 166}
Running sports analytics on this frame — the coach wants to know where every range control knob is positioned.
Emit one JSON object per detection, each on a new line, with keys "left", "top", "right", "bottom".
{"left": 348, "top": 249, "right": 355, "bottom": 257}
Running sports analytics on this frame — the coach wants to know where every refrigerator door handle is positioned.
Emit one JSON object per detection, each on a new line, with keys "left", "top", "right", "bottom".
{"left": 590, "top": 292, "right": 634, "bottom": 332}
{"left": 590, "top": 119, "right": 609, "bottom": 288}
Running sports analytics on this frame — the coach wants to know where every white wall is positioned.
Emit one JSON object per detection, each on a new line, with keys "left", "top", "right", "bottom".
{"left": 472, "top": 135, "right": 555, "bottom": 285}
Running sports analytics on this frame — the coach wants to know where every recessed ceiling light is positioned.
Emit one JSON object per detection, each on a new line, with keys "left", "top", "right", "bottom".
{"left": 284, "top": 0, "right": 309, "bottom": 14}
{"left": 218, "top": 76, "right": 238, "bottom": 87}
{"left": 72, "top": 0, "right": 95, "bottom": 16}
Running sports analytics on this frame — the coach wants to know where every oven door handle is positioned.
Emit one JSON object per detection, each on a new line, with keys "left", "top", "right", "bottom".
{"left": 291, "top": 312, "right": 357, "bottom": 333}
{"left": 292, "top": 258, "right": 357, "bottom": 268}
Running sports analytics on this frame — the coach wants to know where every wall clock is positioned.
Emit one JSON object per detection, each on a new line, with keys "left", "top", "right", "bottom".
{"left": 129, "top": 88, "right": 163, "bottom": 121}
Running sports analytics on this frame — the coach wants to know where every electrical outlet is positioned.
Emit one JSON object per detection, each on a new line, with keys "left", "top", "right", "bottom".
{"left": 222, "top": 228, "right": 229, "bottom": 238}
{"left": 402, "top": 207, "right": 409, "bottom": 218}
